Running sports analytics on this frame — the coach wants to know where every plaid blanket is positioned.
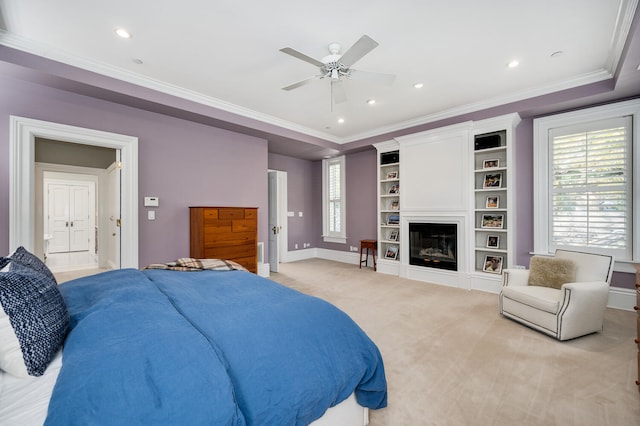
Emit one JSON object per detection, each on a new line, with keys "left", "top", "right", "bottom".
{"left": 145, "top": 258, "right": 248, "bottom": 272}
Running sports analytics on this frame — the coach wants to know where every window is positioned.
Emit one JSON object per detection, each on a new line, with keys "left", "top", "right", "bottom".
{"left": 534, "top": 100, "right": 640, "bottom": 265}
{"left": 322, "top": 156, "right": 346, "bottom": 243}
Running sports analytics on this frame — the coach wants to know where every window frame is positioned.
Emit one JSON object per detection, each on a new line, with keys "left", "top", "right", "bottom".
{"left": 533, "top": 99, "right": 640, "bottom": 271}
{"left": 322, "top": 155, "right": 347, "bottom": 244}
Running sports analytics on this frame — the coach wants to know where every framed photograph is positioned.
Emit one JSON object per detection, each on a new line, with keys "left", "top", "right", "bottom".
{"left": 482, "top": 159, "right": 500, "bottom": 169}
{"left": 483, "top": 255, "right": 503, "bottom": 274}
{"left": 483, "top": 172, "right": 502, "bottom": 188}
{"left": 390, "top": 200, "right": 399, "bottom": 210}
{"left": 388, "top": 184, "right": 399, "bottom": 194}
{"left": 385, "top": 245, "right": 399, "bottom": 260}
{"left": 486, "top": 235, "right": 500, "bottom": 248}
{"left": 386, "top": 171, "right": 398, "bottom": 180}
{"left": 389, "top": 229, "right": 399, "bottom": 241}
{"left": 485, "top": 195, "right": 499, "bottom": 209}
{"left": 481, "top": 213, "right": 504, "bottom": 229}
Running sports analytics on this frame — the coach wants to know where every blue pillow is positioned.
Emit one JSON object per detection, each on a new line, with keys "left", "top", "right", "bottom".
{"left": 10, "top": 246, "right": 58, "bottom": 284}
{"left": 0, "top": 247, "right": 69, "bottom": 377}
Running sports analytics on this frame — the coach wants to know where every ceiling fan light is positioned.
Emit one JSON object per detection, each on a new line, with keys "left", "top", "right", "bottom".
{"left": 331, "top": 69, "right": 339, "bottom": 80}
{"left": 367, "top": 99, "right": 376, "bottom": 105}
{"left": 337, "top": 118, "right": 345, "bottom": 124}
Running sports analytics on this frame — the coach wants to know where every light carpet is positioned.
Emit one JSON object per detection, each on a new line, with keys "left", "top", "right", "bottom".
{"left": 270, "top": 258, "right": 640, "bottom": 426}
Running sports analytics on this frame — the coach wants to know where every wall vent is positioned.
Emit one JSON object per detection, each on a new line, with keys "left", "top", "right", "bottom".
{"left": 257, "top": 242, "right": 264, "bottom": 264}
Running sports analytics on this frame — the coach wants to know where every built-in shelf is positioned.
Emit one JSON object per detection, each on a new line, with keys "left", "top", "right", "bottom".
{"left": 375, "top": 144, "right": 401, "bottom": 271}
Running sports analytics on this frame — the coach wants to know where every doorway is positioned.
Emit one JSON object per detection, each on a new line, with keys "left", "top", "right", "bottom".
{"left": 9, "top": 116, "right": 139, "bottom": 269}
{"left": 38, "top": 168, "right": 100, "bottom": 272}
{"left": 268, "top": 170, "right": 288, "bottom": 273}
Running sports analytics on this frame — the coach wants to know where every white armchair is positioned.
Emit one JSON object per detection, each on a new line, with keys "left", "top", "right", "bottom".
{"left": 499, "top": 250, "right": 614, "bottom": 341}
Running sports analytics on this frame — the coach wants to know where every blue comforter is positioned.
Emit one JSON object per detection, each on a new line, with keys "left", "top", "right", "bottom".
{"left": 45, "top": 269, "right": 387, "bottom": 425}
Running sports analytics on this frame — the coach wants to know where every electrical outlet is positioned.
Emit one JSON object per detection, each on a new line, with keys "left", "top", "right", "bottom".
{"left": 513, "top": 265, "right": 526, "bottom": 269}
{"left": 295, "top": 244, "right": 298, "bottom": 249}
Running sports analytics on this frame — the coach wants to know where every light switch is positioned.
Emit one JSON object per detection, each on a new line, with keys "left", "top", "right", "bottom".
{"left": 287, "top": 211, "right": 295, "bottom": 217}
{"left": 148, "top": 210, "right": 156, "bottom": 220}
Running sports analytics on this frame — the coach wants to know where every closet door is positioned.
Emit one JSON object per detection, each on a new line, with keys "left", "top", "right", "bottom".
{"left": 69, "top": 185, "right": 89, "bottom": 251}
{"left": 47, "top": 184, "right": 90, "bottom": 253}
{"left": 48, "top": 184, "right": 71, "bottom": 253}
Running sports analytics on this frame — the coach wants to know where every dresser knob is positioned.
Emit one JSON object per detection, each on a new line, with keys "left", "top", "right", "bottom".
{"left": 635, "top": 306, "right": 639, "bottom": 311}
{"left": 636, "top": 339, "right": 639, "bottom": 344}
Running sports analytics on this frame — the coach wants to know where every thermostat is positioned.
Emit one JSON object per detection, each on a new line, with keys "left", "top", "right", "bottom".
{"left": 144, "top": 196, "right": 159, "bottom": 207}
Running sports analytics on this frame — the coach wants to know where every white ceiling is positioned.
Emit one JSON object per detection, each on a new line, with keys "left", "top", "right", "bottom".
{"left": 0, "top": 0, "right": 638, "bottom": 148}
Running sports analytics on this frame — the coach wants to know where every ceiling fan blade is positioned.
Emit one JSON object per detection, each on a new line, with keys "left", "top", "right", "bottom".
{"left": 279, "top": 47, "right": 325, "bottom": 68}
{"left": 282, "top": 76, "right": 317, "bottom": 91}
{"left": 338, "top": 35, "right": 379, "bottom": 68}
{"left": 331, "top": 80, "right": 347, "bottom": 104}
{"left": 349, "top": 69, "right": 396, "bottom": 86}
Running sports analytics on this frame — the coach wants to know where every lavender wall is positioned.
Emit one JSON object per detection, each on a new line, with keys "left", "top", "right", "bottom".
{"left": 316, "top": 149, "right": 378, "bottom": 252}
{"left": 0, "top": 73, "right": 269, "bottom": 267}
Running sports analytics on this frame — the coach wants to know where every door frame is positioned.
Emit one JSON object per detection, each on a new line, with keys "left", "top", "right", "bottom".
{"left": 9, "top": 116, "right": 139, "bottom": 268}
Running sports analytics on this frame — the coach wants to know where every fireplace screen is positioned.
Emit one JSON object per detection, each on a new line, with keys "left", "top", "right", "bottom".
{"left": 409, "top": 223, "right": 457, "bottom": 271}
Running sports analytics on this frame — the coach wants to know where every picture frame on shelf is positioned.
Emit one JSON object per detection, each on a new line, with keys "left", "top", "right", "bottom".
{"left": 390, "top": 200, "right": 399, "bottom": 210}
{"left": 482, "top": 255, "right": 503, "bottom": 274}
{"left": 486, "top": 235, "right": 500, "bottom": 248}
{"left": 485, "top": 195, "right": 499, "bottom": 209}
{"left": 482, "top": 159, "right": 500, "bottom": 169}
{"left": 385, "top": 245, "right": 399, "bottom": 260}
{"left": 389, "top": 229, "right": 399, "bottom": 241}
{"left": 483, "top": 172, "right": 502, "bottom": 188}
{"left": 388, "top": 214, "right": 400, "bottom": 225}
{"left": 388, "top": 184, "right": 399, "bottom": 194}
{"left": 481, "top": 213, "right": 504, "bottom": 229}
{"left": 386, "top": 171, "right": 398, "bottom": 180}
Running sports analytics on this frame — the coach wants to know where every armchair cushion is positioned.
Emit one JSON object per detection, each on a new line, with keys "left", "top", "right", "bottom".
{"left": 501, "top": 285, "right": 560, "bottom": 314}
{"left": 527, "top": 256, "right": 576, "bottom": 289}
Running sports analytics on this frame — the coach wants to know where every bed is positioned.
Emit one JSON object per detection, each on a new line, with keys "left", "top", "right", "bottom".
{"left": 0, "top": 249, "right": 387, "bottom": 425}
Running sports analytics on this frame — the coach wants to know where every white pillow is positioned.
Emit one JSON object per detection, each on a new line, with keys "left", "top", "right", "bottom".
{"left": 0, "top": 304, "right": 29, "bottom": 377}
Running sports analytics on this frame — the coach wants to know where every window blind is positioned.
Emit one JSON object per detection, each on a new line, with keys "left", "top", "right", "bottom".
{"left": 549, "top": 116, "right": 631, "bottom": 256}
{"left": 328, "top": 161, "right": 341, "bottom": 233}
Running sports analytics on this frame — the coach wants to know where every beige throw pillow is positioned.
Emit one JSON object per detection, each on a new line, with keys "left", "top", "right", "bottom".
{"left": 527, "top": 256, "right": 577, "bottom": 289}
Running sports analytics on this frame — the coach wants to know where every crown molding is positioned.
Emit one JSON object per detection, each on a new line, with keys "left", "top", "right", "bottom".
{"left": 0, "top": 30, "right": 342, "bottom": 144}
{"left": 340, "top": 69, "right": 613, "bottom": 143}
{"left": 0, "top": 2, "right": 634, "bottom": 148}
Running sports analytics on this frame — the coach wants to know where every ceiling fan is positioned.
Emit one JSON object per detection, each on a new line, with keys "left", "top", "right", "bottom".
{"left": 280, "top": 35, "right": 396, "bottom": 106}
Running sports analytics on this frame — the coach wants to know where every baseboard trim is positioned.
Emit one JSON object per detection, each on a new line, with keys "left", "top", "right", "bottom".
{"left": 282, "top": 248, "right": 636, "bottom": 312}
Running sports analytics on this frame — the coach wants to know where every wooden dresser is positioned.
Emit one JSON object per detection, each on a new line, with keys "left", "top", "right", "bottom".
{"left": 190, "top": 207, "right": 258, "bottom": 274}
{"left": 635, "top": 264, "right": 640, "bottom": 392}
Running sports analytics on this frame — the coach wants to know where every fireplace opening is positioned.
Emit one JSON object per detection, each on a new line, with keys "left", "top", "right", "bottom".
{"left": 409, "top": 223, "right": 457, "bottom": 271}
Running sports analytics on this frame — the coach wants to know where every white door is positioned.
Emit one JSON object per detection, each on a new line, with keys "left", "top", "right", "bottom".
{"left": 106, "top": 158, "right": 121, "bottom": 269}
{"left": 47, "top": 183, "right": 90, "bottom": 253}
{"left": 268, "top": 171, "right": 288, "bottom": 272}
{"left": 69, "top": 185, "right": 89, "bottom": 251}
{"left": 48, "top": 184, "right": 70, "bottom": 253}
{"left": 268, "top": 171, "right": 280, "bottom": 272}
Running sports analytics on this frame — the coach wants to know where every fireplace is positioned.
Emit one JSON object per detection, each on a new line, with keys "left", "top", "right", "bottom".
{"left": 409, "top": 222, "right": 457, "bottom": 271}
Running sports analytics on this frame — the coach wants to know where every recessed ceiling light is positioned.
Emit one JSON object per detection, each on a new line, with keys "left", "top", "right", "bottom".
{"left": 337, "top": 118, "right": 345, "bottom": 124}
{"left": 115, "top": 28, "right": 132, "bottom": 39}
{"left": 413, "top": 82, "right": 424, "bottom": 89}
{"left": 507, "top": 60, "right": 520, "bottom": 68}
{"left": 366, "top": 99, "right": 376, "bottom": 105}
